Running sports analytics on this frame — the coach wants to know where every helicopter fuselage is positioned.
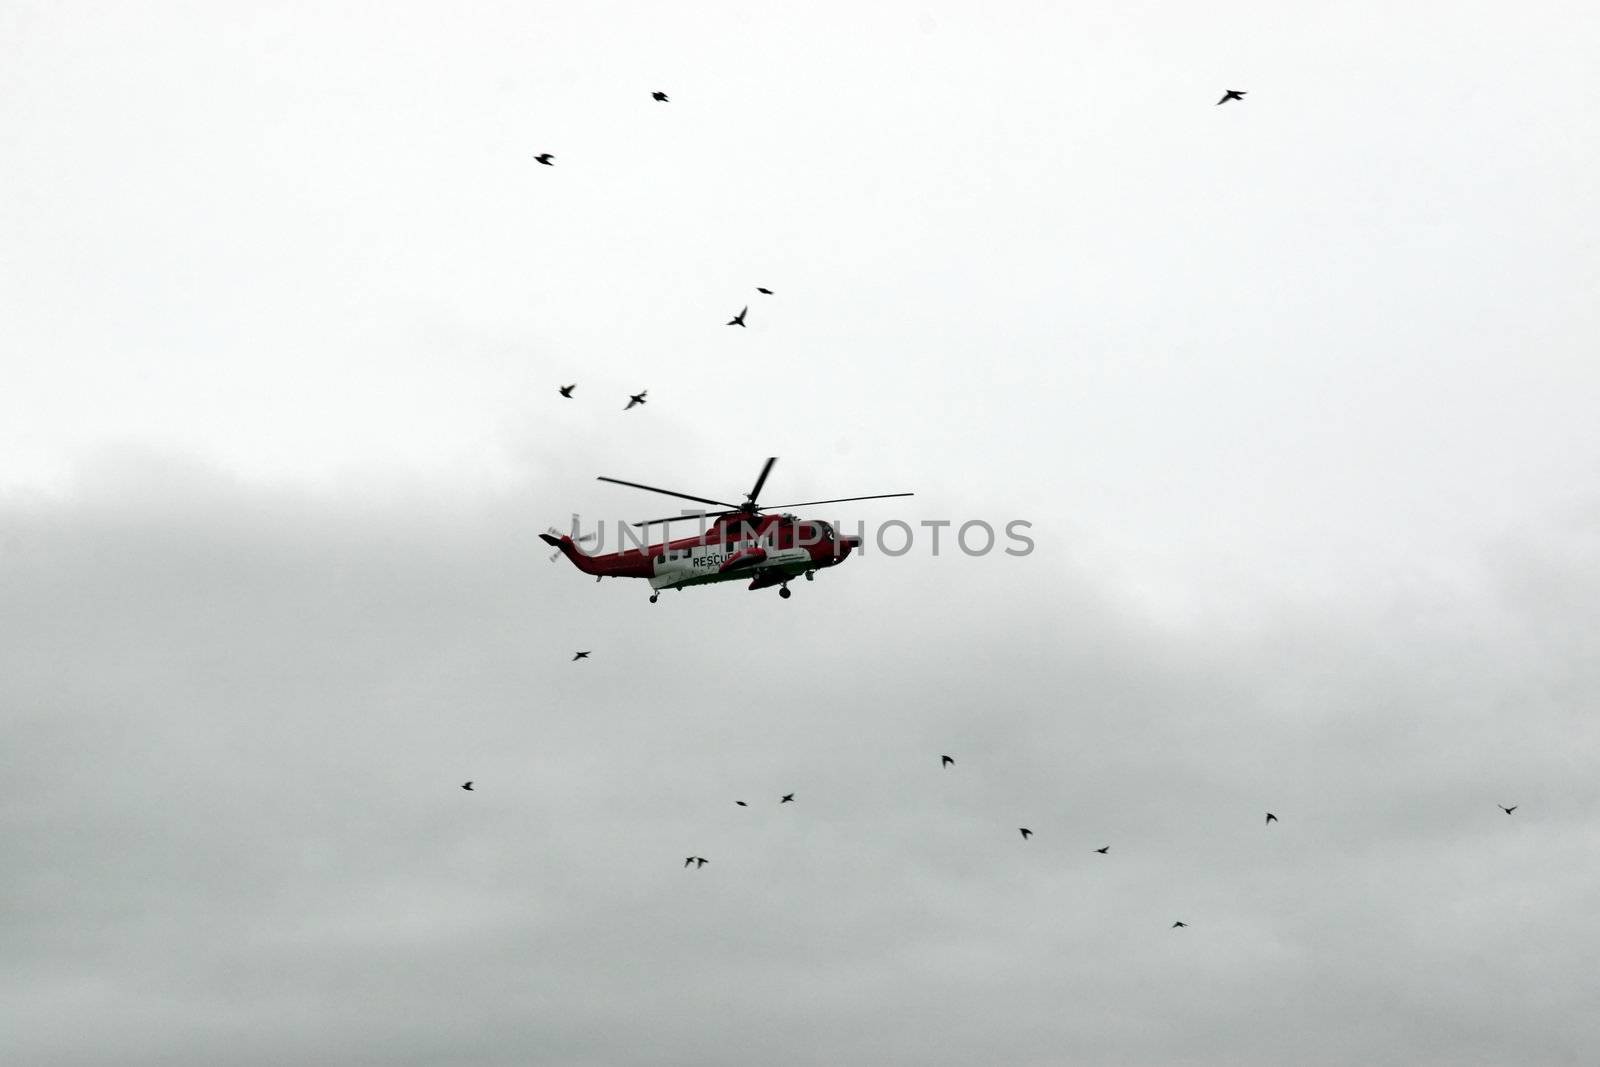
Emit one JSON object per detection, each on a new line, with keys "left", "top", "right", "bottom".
{"left": 541, "top": 513, "right": 860, "bottom": 598}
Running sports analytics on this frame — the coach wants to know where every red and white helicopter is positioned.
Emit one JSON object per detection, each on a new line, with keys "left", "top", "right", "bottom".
{"left": 540, "top": 458, "right": 912, "bottom": 602}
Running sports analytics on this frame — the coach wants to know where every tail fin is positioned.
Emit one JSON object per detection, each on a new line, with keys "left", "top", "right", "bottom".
{"left": 540, "top": 533, "right": 603, "bottom": 575}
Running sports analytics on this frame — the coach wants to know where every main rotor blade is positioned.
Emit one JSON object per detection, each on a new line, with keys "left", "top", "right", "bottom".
{"left": 745, "top": 457, "right": 777, "bottom": 505}
{"left": 630, "top": 510, "right": 737, "bottom": 528}
{"left": 596, "top": 476, "right": 738, "bottom": 511}
{"left": 628, "top": 489, "right": 915, "bottom": 526}
{"left": 759, "top": 492, "right": 915, "bottom": 510}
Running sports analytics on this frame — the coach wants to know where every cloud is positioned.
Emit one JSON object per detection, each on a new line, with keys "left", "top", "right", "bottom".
{"left": 3, "top": 453, "right": 1597, "bottom": 1065}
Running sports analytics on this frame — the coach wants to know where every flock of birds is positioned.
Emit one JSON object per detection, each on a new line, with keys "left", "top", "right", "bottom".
{"left": 550, "top": 279, "right": 774, "bottom": 409}
{"left": 533, "top": 87, "right": 1249, "bottom": 409}
{"left": 466, "top": 653, "right": 1526, "bottom": 929}
{"left": 537, "top": 91, "right": 782, "bottom": 410}
{"left": 495, "top": 85, "right": 1527, "bottom": 931}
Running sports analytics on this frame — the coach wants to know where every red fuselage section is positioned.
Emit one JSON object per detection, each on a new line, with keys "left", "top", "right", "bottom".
{"left": 540, "top": 513, "right": 859, "bottom": 593}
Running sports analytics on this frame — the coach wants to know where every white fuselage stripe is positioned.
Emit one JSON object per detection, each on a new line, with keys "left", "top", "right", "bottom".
{"left": 648, "top": 538, "right": 815, "bottom": 591}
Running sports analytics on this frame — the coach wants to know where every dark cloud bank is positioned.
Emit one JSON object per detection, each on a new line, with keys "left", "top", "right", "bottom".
{"left": 3, "top": 455, "right": 1597, "bottom": 1066}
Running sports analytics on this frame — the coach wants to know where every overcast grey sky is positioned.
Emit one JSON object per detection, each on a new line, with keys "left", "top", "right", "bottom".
{"left": 4, "top": 2, "right": 1599, "bottom": 1064}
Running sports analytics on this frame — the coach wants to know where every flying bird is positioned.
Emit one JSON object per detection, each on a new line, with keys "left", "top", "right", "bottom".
{"left": 1216, "top": 90, "right": 1246, "bottom": 106}
{"left": 572, "top": 651, "right": 591, "bottom": 661}
{"left": 625, "top": 390, "right": 647, "bottom": 410}
{"left": 1500, "top": 805, "right": 1517, "bottom": 814}
{"left": 727, "top": 306, "right": 748, "bottom": 327}
{"left": 1019, "top": 828, "right": 1032, "bottom": 840}
{"left": 1266, "top": 812, "right": 1278, "bottom": 825}
{"left": 780, "top": 793, "right": 795, "bottom": 803}
{"left": 559, "top": 384, "right": 575, "bottom": 398}
{"left": 652, "top": 91, "right": 668, "bottom": 102}
{"left": 461, "top": 781, "right": 474, "bottom": 791}
{"left": 1094, "top": 846, "right": 1109, "bottom": 854}
{"left": 533, "top": 153, "right": 555, "bottom": 165}
{"left": 756, "top": 287, "right": 773, "bottom": 295}
{"left": 694, "top": 857, "right": 707, "bottom": 867}
{"left": 1172, "top": 921, "right": 1188, "bottom": 928}
{"left": 941, "top": 755, "right": 954, "bottom": 767}
{"left": 735, "top": 801, "right": 747, "bottom": 807}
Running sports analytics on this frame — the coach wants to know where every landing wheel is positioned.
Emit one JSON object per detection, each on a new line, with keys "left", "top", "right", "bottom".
{"left": 779, "top": 586, "right": 792, "bottom": 599}
{"left": 649, "top": 593, "right": 659, "bottom": 604}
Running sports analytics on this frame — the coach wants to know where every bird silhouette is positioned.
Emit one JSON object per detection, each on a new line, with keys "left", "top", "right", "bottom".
{"left": 1019, "top": 828, "right": 1032, "bottom": 839}
{"left": 694, "top": 857, "right": 707, "bottom": 867}
{"left": 756, "top": 287, "right": 773, "bottom": 295}
{"left": 1216, "top": 90, "right": 1246, "bottom": 105}
{"left": 780, "top": 793, "right": 795, "bottom": 803}
{"left": 1172, "top": 921, "right": 1188, "bottom": 928}
{"left": 1500, "top": 805, "right": 1517, "bottom": 814}
{"left": 461, "top": 781, "right": 474, "bottom": 791}
{"left": 1266, "top": 812, "right": 1278, "bottom": 825}
{"left": 559, "top": 384, "right": 575, "bottom": 398}
{"left": 727, "top": 306, "right": 748, "bottom": 327}
{"left": 1094, "top": 846, "right": 1109, "bottom": 854}
{"left": 572, "top": 651, "right": 591, "bottom": 661}
{"left": 683, "top": 857, "right": 695, "bottom": 868}
{"left": 941, "top": 755, "right": 954, "bottom": 767}
{"left": 625, "top": 390, "right": 647, "bottom": 410}
{"left": 735, "top": 801, "right": 747, "bottom": 807}
{"left": 533, "top": 153, "right": 555, "bottom": 165}
{"left": 652, "top": 91, "right": 668, "bottom": 102}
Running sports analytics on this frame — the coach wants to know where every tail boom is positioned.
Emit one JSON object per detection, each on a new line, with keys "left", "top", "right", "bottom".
{"left": 539, "top": 534, "right": 653, "bottom": 578}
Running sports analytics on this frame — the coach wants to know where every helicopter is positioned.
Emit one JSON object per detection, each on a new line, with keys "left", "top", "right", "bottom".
{"left": 540, "top": 458, "right": 912, "bottom": 602}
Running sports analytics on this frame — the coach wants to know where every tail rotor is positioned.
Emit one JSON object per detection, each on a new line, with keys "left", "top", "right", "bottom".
{"left": 545, "top": 515, "right": 599, "bottom": 561}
